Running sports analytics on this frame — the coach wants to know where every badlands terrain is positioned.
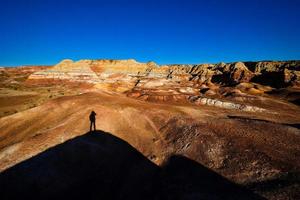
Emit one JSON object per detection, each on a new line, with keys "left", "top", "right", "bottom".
{"left": 0, "top": 59, "right": 299, "bottom": 199}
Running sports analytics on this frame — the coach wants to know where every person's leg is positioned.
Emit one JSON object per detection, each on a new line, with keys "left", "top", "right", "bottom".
{"left": 93, "top": 121, "right": 96, "bottom": 131}
{"left": 90, "top": 122, "right": 92, "bottom": 132}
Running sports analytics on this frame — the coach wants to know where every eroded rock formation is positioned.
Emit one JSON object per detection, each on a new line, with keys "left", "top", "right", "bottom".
{"left": 1, "top": 59, "right": 300, "bottom": 200}
{"left": 25, "top": 59, "right": 300, "bottom": 112}
{"left": 27, "top": 59, "right": 300, "bottom": 88}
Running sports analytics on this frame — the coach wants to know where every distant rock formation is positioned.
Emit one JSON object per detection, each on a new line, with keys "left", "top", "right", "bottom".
{"left": 27, "top": 59, "right": 300, "bottom": 87}
{"left": 25, "top": 59, "right": 300, "bottom": 112}
{"left": 28, "top": 59, "right": 99, "bottom": 83}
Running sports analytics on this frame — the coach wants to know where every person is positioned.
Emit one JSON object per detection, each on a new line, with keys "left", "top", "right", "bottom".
{"left": 89, "top": 111, "right": 96, "bottom": 131}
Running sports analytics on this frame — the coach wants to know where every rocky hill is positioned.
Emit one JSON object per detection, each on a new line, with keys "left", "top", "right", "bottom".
{"left": 0, "top": 59, "right": 300, "bottom": 200}
{"left": 25, "top": 59, "right": 300, "bottom": 111}
{"left": 27, "top": 59, "right": 300, "bottom": 88}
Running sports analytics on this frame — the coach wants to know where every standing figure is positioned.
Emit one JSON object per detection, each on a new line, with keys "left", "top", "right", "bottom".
{"left": 89, "top": 111, "right": 96, "bottom": 131}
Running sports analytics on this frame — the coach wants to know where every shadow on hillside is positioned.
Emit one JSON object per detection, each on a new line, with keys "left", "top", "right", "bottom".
{"left": 0, "top": 131, "right": 264, "bottom": 200}
{"left": 228, "top": 115, "right": 300, "bottom": 129}
{"left": 251, "top": 71, "right": 287, "bottom": 88}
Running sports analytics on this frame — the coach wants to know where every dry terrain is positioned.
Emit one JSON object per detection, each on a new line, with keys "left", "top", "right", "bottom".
{"left": 0, "top": 59, "right": 299, "bottom": 199}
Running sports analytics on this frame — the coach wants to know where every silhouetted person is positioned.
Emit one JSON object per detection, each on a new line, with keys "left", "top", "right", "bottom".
{"left": 89, "top": 111, "right": 96, "bottom": 131}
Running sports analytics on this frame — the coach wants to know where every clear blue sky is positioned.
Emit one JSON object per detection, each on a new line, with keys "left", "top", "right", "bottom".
{"left": 0, "top": 0, "right": 300, "bottom": 66}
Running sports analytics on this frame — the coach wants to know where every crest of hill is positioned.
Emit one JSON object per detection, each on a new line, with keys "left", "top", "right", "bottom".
{"left": 49, "top": 59, "right": 300, "bottom": 73}
{"left": 90, "top": 59, "right": 158, "bottom": 73}
{"left": 50, "top": 59, "right": 158, "bottom": 73}
{"left": 52, "top": 59, "right": 92, "bottom": 71}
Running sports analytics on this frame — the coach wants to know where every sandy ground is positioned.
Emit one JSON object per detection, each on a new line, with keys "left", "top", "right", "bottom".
{"left": 0, "top": 65, "right": 300, "bottom": 199}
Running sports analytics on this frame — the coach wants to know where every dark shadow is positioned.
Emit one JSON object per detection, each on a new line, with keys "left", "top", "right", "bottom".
{"left": 243, "top": 62, "right": 257, "bottom": 73}
{"left": 265, "top": 89, "right": 300, "bottom": 107}
{"left": 0, "top": 131, "right": 265, "bottom": 200}
{"left": 211, "top": 73, "right": 239, "bottom": 86}
{"left": 250, "top": 71, "right": 287, "bottom": 88}
{"left": 291, "top": 98, "right": 300, "bottom": 106}
{"left": 160, "top": 155, "right": 264, "bottom": 200}
{"left": 0, "top": 131, "right": 160, "bottom": 200}
{"left": 228, "top": 115, "right": 300, "bottom": 129}
{"left": 211, "top": 74, "right": 232, "bottom": 85}
{"left": 199, "top": 88, "right": 210, "bottom": 94}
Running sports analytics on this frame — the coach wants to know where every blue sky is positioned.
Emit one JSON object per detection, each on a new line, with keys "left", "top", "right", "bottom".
{"left": 0, "top": 0, "right": 300, "bottom": 66}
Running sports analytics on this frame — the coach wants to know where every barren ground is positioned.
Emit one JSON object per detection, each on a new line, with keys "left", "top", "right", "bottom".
{"left": 0, "top": 64, "right": 299, "bottom": 200}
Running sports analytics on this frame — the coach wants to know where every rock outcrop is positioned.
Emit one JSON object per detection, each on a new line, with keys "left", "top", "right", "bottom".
{"left": 28, "top": 59, "right": 99, "bottom": 83}
{"left": 27, "top": 59, "right": 300, "bottom": 88}
{"left": 25, "top": 59, "right": 300, "bottom": 111}
{"left": 188, "top": 96, "right": 266, "bottom": 112}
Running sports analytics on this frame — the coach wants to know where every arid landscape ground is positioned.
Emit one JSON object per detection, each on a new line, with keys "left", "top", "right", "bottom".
{"left": 0, "top": 59, "right": 299, "bottom": 199}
